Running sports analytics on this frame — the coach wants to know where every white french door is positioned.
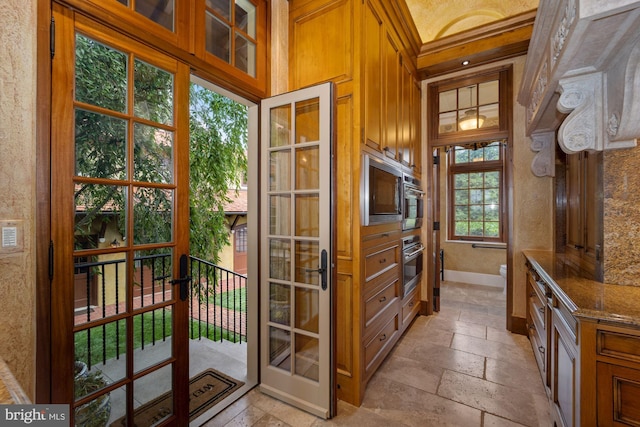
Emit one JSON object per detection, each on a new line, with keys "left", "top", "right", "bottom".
{"left": 259, "top": 83, "right": 335, "bottom": 418}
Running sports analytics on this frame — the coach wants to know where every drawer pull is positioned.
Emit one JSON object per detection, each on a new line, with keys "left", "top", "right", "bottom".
{"left": 529, "top": 323, "right": 536, "bottom": 331}
{"left": 409, "top": 301, "right": 415, "bottom": 307}
{"left": 379, "top": 258, "right": 387, "bottom": 264}
{"left": 538, "top": 307, "right": 545, "bottom": 315}
{"left": 379, "top": 333, "right": 387, "bottom": 342}
{"left": 529, "top": 292, "right": 536, "bottom": 297}
{"left": 379, "top": 296, "right": 387, "bottom": 303}
{"left": 538, "top": 345, "right": 545, "bottom": 354}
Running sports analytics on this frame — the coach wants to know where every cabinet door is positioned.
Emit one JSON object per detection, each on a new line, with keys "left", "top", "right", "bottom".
{"left": 410, "top": 78, "right": 422, "bottom": 174}
{"left": 552, "top": 309, "right": 578, "bottom": 427}
{"left": 382, "top": 32, "right": 399, "bottom": 159}
{"left": 363, "top": 0, "right": 383, "bottom": 151}
{"left": 583, "top": 150, "right": 603, "bottom": 276}
{"left": 565, "top": 152, "right": 583, "bottom": 252}
{"left": 597, "top": 362, "right": 640, "bottom": 426}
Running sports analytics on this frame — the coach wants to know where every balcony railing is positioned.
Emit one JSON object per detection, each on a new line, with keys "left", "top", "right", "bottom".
{"left": 73, "top": 253, "right": 247, "bottom": 370}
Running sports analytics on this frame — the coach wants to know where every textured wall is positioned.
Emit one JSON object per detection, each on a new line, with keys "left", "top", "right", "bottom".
{"left": 0, "top": 0, "right": 37, "bottom": 399}
{"left": 603, "top": 147, "right": 640, "bottom": 286}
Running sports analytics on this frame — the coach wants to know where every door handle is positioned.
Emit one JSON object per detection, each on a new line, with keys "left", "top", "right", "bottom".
{"left": 170, "top": 254, "right": 191, "bottom": 301}
{"left": 306, "top": 250, "right": 328, "bottom": 290}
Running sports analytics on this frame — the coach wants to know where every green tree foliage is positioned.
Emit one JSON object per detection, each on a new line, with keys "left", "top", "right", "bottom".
{"left": 189, "top": 84, "right": 247, "bottom": 261}
{"left": 73, "top": 33, "right": 247, "bottom": 263}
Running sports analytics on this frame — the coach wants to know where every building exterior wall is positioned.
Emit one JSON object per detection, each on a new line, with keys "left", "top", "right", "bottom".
{"left": 0, "top": 0, "right": 37, "bottom": 400}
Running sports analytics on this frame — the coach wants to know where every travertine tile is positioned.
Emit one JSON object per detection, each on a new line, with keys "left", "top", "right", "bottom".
{"left": 451, "top": 332, "right": 531, "bottom": 363}
{"left": 393, "top": 338, "right": 486, "bottom": 378}
{"left": 437, "top": 370, "right": 541, "bottom": 426}
{"left": 362, "top": 375, "right": 482, "bottom": 427}
{"left": 483, "top": 413, "right": 529, "bottom": 427}
{"left": 376, "top": 354, "right": 442, "bottom": 394}
{"left": 223, "top": 405, "right": 267, "bottom": 427}
{"left": 427, "top": 316, "right": 487, "bottom": 339}
{"left": 485, "top": 357, "right": 545, "bottom": 395}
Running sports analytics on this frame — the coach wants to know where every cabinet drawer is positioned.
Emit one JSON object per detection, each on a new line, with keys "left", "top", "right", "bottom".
{"left": 364, "top": 314, "right": 398, "bottom": 372}
{"left": 528, "top": 314, "right": 547, "bottom": 378}
{"left": 597, "top": 330, "right": 640, "bottom": 363}
{"left": 364, "top": 276, "right": 399, "bottom": 329}
{"left": 401, "top": 288, "right": 420, "bottom": 326}
{"left": 529, "top": 294, "right": 546, "bottom": 331}
{"left": 364, "top": 244, "right": 399, "bottom": 282}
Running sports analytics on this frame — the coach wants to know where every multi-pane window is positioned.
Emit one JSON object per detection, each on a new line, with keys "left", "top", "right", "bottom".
{"left": 116, "top": 0, "right": 175, "bottom": 31}
{"left": 438, "top": 80, "right": 499, "bottom": 134}
{"left": 205, "top": 0, "right": 257, "bottom": 77}
{"left": 235, "top": 225, "right": 247, "bottom": 253}
{"left": 448, "top": 142, "right": 504, "bottom": 242}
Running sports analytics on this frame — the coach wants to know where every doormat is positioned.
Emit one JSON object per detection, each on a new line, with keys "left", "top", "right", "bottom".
{"left": 110, "top": 369, "right": 244, "bottom": 426}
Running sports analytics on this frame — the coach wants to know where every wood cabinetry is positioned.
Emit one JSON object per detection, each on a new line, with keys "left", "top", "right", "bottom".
{"left": 592, "top": 325, "right": 640, "bottom": 426}
{"left": 289, "top": 0, "right": 421, "bottom": 406}
{"left": 363, "top": 0, "right": 421, "bottom": 175}
{"left": 563, "top": 150, "right": 603, "bottom": 281}
{"left": 525, "top": 253, "right": 640, "bottom": 426}
{"left": 527, "top": 261, "right": 580, "bottom": 427}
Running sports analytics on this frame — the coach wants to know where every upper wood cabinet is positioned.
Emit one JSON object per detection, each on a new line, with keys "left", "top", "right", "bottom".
{"left": 363, "top": 0, "right": 421, "bottom": 175}
{"left": 562, "top": 150, "right": 603, "bottom": 281}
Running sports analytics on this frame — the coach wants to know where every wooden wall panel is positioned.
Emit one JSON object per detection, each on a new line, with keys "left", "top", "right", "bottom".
{"left": 290, "top": 0, "right": 353, "bottom": 89}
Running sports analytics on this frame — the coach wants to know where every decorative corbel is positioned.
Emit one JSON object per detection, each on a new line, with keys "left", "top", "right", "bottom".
{"left": 557, "top": 72, "right": 604, "bottom": 153}
{"left": 604, "top": 39, "right": 640, "bottom": 150}
{"left": 530, "top": 131, "right": 555, "bottom": 177}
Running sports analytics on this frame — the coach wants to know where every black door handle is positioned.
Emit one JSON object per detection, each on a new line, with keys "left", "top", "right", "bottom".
{"left": 305, "top": 249, "right": 328, "bottom": 290}
{"left": 170, "top": 254, "right": 191, "bottom": 301}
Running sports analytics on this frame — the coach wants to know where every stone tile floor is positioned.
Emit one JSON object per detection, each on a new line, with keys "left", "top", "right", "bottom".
{"left": 201, "top": 281, "right": 551, "bottom": 427}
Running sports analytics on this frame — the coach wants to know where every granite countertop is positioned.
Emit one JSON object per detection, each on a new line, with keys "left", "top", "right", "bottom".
{"left": 0, "top": 357, "right": 30, "bottom": 404}
{"left": 523, "top": 250, "right": 640, "bottom": 327}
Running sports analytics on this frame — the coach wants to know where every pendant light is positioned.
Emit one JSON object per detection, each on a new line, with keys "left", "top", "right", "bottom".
{"left": 459, "top": 86, "right": 485, "bottom": 131}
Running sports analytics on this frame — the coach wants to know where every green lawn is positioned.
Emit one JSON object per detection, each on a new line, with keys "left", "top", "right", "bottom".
{"left": 74, "top": 310, "right": 243, "bottom": 367}
{"left": 210, "top": 287, "right": 247, "bottom": 312}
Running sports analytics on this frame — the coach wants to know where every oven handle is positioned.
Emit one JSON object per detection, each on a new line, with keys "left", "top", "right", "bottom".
{"left": 404, "top": 245, "right": 424, "bottom": 259}
{"left": 405, "top": 187, "right": 425, "bottom": 198}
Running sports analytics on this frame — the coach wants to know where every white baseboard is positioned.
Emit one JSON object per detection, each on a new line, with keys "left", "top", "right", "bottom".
{"left": 444, "top": 269, "right": 504, "bottom": 288}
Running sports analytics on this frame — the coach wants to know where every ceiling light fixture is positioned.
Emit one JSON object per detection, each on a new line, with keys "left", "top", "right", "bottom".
{"left": 458, "top": 86, "right": 485, "bottom": 131}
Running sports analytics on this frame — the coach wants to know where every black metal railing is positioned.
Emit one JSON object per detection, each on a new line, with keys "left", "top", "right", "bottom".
{"left": 189, "top": 256, "right": 247, "bottom": 343}
{"left": 74, "top": 253, "right": 247, "bottom": 370}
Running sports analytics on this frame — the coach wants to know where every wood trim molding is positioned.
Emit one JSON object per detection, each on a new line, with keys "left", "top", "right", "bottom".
{"left": 416, "top": 10, "right": 535, "bottom": 79}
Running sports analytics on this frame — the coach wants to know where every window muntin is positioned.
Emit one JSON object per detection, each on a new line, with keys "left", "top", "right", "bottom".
{"left": 205, "top": 0, "right": 257, "bottom": 77}
{"left": 438, "top": 79, "right": 499, "bottom": 134}
{"left": 448, "top": 142, "right": 504, "bottom": 242}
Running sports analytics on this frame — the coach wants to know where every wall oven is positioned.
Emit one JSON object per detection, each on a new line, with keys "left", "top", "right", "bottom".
{"left": 402, "top": 235, "right": 424, "bottom": 297}
{"left": 402, "top": 174, "right": 424, "bottom": 230}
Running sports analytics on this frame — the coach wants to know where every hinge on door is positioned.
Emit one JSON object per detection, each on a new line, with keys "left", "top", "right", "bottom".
{"left": 433, "top": 155, "right": 440, "bottom": 165}
{"left": 50, "top": 17, "right": 55, "bottom": 59}
{"left": 48, "top": 241, "right": 54, "bottom": 280}
{"left": 433, "top": 221, "right": 440, "bottom": 231}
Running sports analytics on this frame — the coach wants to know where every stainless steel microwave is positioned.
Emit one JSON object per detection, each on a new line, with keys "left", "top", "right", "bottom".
{"left": 361, "top": 154, "right": 402, "bottom": 226}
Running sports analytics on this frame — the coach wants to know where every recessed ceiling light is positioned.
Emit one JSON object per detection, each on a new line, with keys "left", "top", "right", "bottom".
{"left": 462, "top": 60, "right": 470, "bottom": 66}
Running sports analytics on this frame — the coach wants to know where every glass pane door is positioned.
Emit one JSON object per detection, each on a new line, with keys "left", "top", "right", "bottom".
{"left": 51, "top": 8, "right": 190, "bottom": 425}
{"left": 259, "top": 83, "right": 334, "bottom": 418}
